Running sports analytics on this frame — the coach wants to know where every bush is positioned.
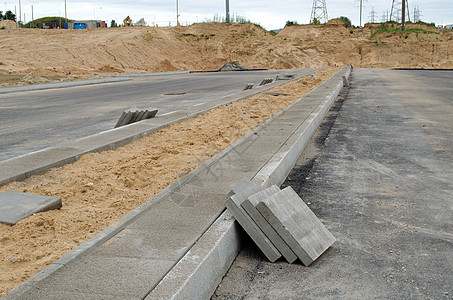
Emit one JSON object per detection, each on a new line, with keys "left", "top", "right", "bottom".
{"left": 340, "top": 16, "right": 352, "bottom": 27}
{"left": 285, "top": 21, "right": 299, "bottom": 27}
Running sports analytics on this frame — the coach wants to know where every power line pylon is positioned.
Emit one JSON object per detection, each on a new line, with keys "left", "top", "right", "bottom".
{"left": 369, "top": 7, "right": 378, "bottom": 23}
{"left": 390, "top": 0, "right": 410, "bottom": 22}
{"left": 310, "top": 0, "right": 328, "bottom": 24}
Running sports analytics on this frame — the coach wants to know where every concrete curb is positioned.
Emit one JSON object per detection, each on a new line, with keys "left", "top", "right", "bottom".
{"left": 0, "top": 78, "right": 129, "bottom": 95}
{"left": 147, "top": 66, "right": 351, "bottom": 300}
{"left": 97, "top": 71, "right": 190, "bottom": 77}
{"left": 0, "top": 69, "right": 320, "bottom": 187}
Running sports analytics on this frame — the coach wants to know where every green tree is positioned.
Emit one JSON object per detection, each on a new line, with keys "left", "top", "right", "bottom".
{"left": 0, "top": 11, "right": 4, "bottom": 20}
{"left": 285, "top": 20, "right": 299, "bottom": 27}
{"left": 4, "top": 10, "right": 16, "bottom": 21}
{"left": 311, "top": 18, "right": 321, "bottom": 25}
{"left": 111, "top": 20, "right": 118, "bottom": 27}
{"left": 339, "top": 16, "right": 352, "bottom": 27}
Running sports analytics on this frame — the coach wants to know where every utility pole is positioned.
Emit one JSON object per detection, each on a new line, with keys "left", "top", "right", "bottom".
{"left": 31, "top": 5, "right": 34, "bottom": 28}
{"left": 176, "top": 0, "right": 180, "bottom": 26}
{"left": 401, "top": 0, "right": 406, "bottom": 31}
{"left": 18, "top": 0, "right": 21, "bottom": 27}
{"left": 359, "top": 0, "right": 363, "bottom": 27}
{"left": 65, "top": 0, "right": 67, "bottom": 20}
{"left": 226, "top": 0, "right": 230, "bottom": 23}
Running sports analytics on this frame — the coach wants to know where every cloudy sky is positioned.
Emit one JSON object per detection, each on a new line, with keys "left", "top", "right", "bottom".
{"left": 3, "top": 0, "right": 452, "bottom": 29}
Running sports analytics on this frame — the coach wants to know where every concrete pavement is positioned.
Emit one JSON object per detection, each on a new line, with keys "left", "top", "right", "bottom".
{"left": 212, "top": 69, "right": 453, "bottom": 299}
{"left": 3, "top": 67, "right": 350, "bottom": 299}
{"left": 0, "top": 69, "right": 309, "bottom": 162}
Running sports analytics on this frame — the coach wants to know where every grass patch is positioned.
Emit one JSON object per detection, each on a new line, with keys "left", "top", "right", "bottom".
{"left": 371, "top": 23, "right": 439, "bottom": 39}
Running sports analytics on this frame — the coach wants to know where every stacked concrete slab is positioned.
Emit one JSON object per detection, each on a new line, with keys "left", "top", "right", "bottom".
{"left": 243, "top": 83, "right": 254, "bottom": 91}
{"left": 227, "top": 178, "right": 335, "bottom": 266}
{"left": 259, "top": 78, "right": 274, "bottom": 86}
{"left": 0, "top": 191, "right": 61, "bottom": 226}
{"left": 114, "top": 107, "right": 158, "bottom": 128}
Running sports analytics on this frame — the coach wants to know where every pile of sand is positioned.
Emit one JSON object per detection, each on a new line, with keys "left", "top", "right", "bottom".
{"left": 0, "top": 20, "right": 16, "bottom": 29}
{"left": 0, "top": 22, "right": 451, "bottom": 76}
{"left": 20, "top": 72, "right": 52, "bottom": 84}
{"left": 0, "top": 67, "right": 338, "bottom": 296}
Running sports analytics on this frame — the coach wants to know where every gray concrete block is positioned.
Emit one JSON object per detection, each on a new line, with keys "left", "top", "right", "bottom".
{"left": 256, "top": 187, "right": 335, "bottom": 266}
{"left": 128, "top": 110, "right": 141, "bottom": 124}
{"left": 0, "top": 191, "right": 61, "bottom": 225}
{"left": 243, "top": 83, "right": 254, "bottom": 91}
{"left": 114, "top": 108, "right": 137, "bottom": 128}
{"left": 225, "top": 195, "right": 281, "bottom": 262}
{"left": 342, "top": 75, "right": 350, "bottom": 87}
{"left": 143, "top": 109, "right": 158, "bottom": 119}
{"left": 242, "top": 186, "right": 298, "bottom": 264}
{"left": 134, "top": 110, "right": 147, "bottom": 122}
{"left": 115, "top": 108, "right": 158, "bottom": 128}
{"left": 147, "top": 211, "right": 242, "bottom": 300}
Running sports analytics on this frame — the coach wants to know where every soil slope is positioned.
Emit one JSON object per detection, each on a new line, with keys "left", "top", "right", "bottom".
{"left": 0, "top": 22, "right": 452, "bottom": 76}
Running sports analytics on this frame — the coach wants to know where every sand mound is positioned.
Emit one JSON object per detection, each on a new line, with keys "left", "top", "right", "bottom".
{"left": 0, "top": 22, "right": 452, "bottom": 77}
{"left": 96, "top": 65, "right": 124, "bottom": 74}
{"left": 21, "top": 72, "right": 51, "bottom": 84}
{"left": 0, "top": 20, "right": 17, "bottom": 29}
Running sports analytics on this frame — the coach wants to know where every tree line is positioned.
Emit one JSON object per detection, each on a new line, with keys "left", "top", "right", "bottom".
{"left": 0, "top": 10, "right": 17, "bottom": 21}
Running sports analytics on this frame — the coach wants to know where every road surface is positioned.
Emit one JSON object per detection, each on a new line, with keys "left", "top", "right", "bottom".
{"left": 0, "top": 69, "right": 309, "bottom": 162}
{"left": 213, "top": 69, "right": 453, "bottom": 299}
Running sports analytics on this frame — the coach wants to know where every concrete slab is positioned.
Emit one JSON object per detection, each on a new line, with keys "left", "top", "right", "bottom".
{"left": 22, "top": 255, "right": 174, "bottom": 299}
{"left": 143, "top": 109, "right": 158, "bottom": 119}
{"left": 342, "top": 75, "right": 350, "bottom": 87}
{"left": 242, "top": 186, "right": 298, "bottom": 264}
{"left": 225, "top": 194, "right": 281, "bottom": 262}
{"left": 114, "top": 109, "right": 136, "bottom": 128}
{"left": 0, "top": 191, "right": 61, "bottom": 225}
{"left": 255, "top": 187, "right": 335, "bottom": 266}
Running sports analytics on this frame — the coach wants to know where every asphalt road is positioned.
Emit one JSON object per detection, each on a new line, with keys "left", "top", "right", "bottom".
{"left": 0, "top": 69, "right": 309, "bottom": 162}
{"left": 212, "top": 69, "right": 453, "bottom": 299}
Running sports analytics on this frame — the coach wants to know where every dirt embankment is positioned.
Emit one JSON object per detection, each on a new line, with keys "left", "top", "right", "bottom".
{"left": 0, "top": 22, "right": 452, "bottom": 76}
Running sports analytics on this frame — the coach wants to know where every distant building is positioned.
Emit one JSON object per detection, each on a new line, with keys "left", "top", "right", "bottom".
{"left": 445, "top": 24, "right": 453, "bottom": 30}
{"left": 65, "top": 20, "right": 106, "bottom": 29}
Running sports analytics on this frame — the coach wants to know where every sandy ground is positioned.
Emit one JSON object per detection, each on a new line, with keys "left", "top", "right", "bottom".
{"left": 0, "top": 22, "right": 452, "bottom": 78}
{"left": 0, "top": 67, "right": 338, "bottom": 296}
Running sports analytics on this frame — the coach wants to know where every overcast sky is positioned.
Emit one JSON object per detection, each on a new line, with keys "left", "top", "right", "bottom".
{"left": 3, "top": 0, "right": 452, "bottom": 29}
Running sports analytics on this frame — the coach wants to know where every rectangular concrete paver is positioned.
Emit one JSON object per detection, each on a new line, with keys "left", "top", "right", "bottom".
{"left": 225, "top": 195, "right": 282, "bottom": 262}
{"left": 242, "top": 186, "right": 298, "bottom": 263}
{"left": 255, "top": 187, "right": 335, "bottom": 266}
{"left": 0, "top": 191, "right": 61, "bottom": 225}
